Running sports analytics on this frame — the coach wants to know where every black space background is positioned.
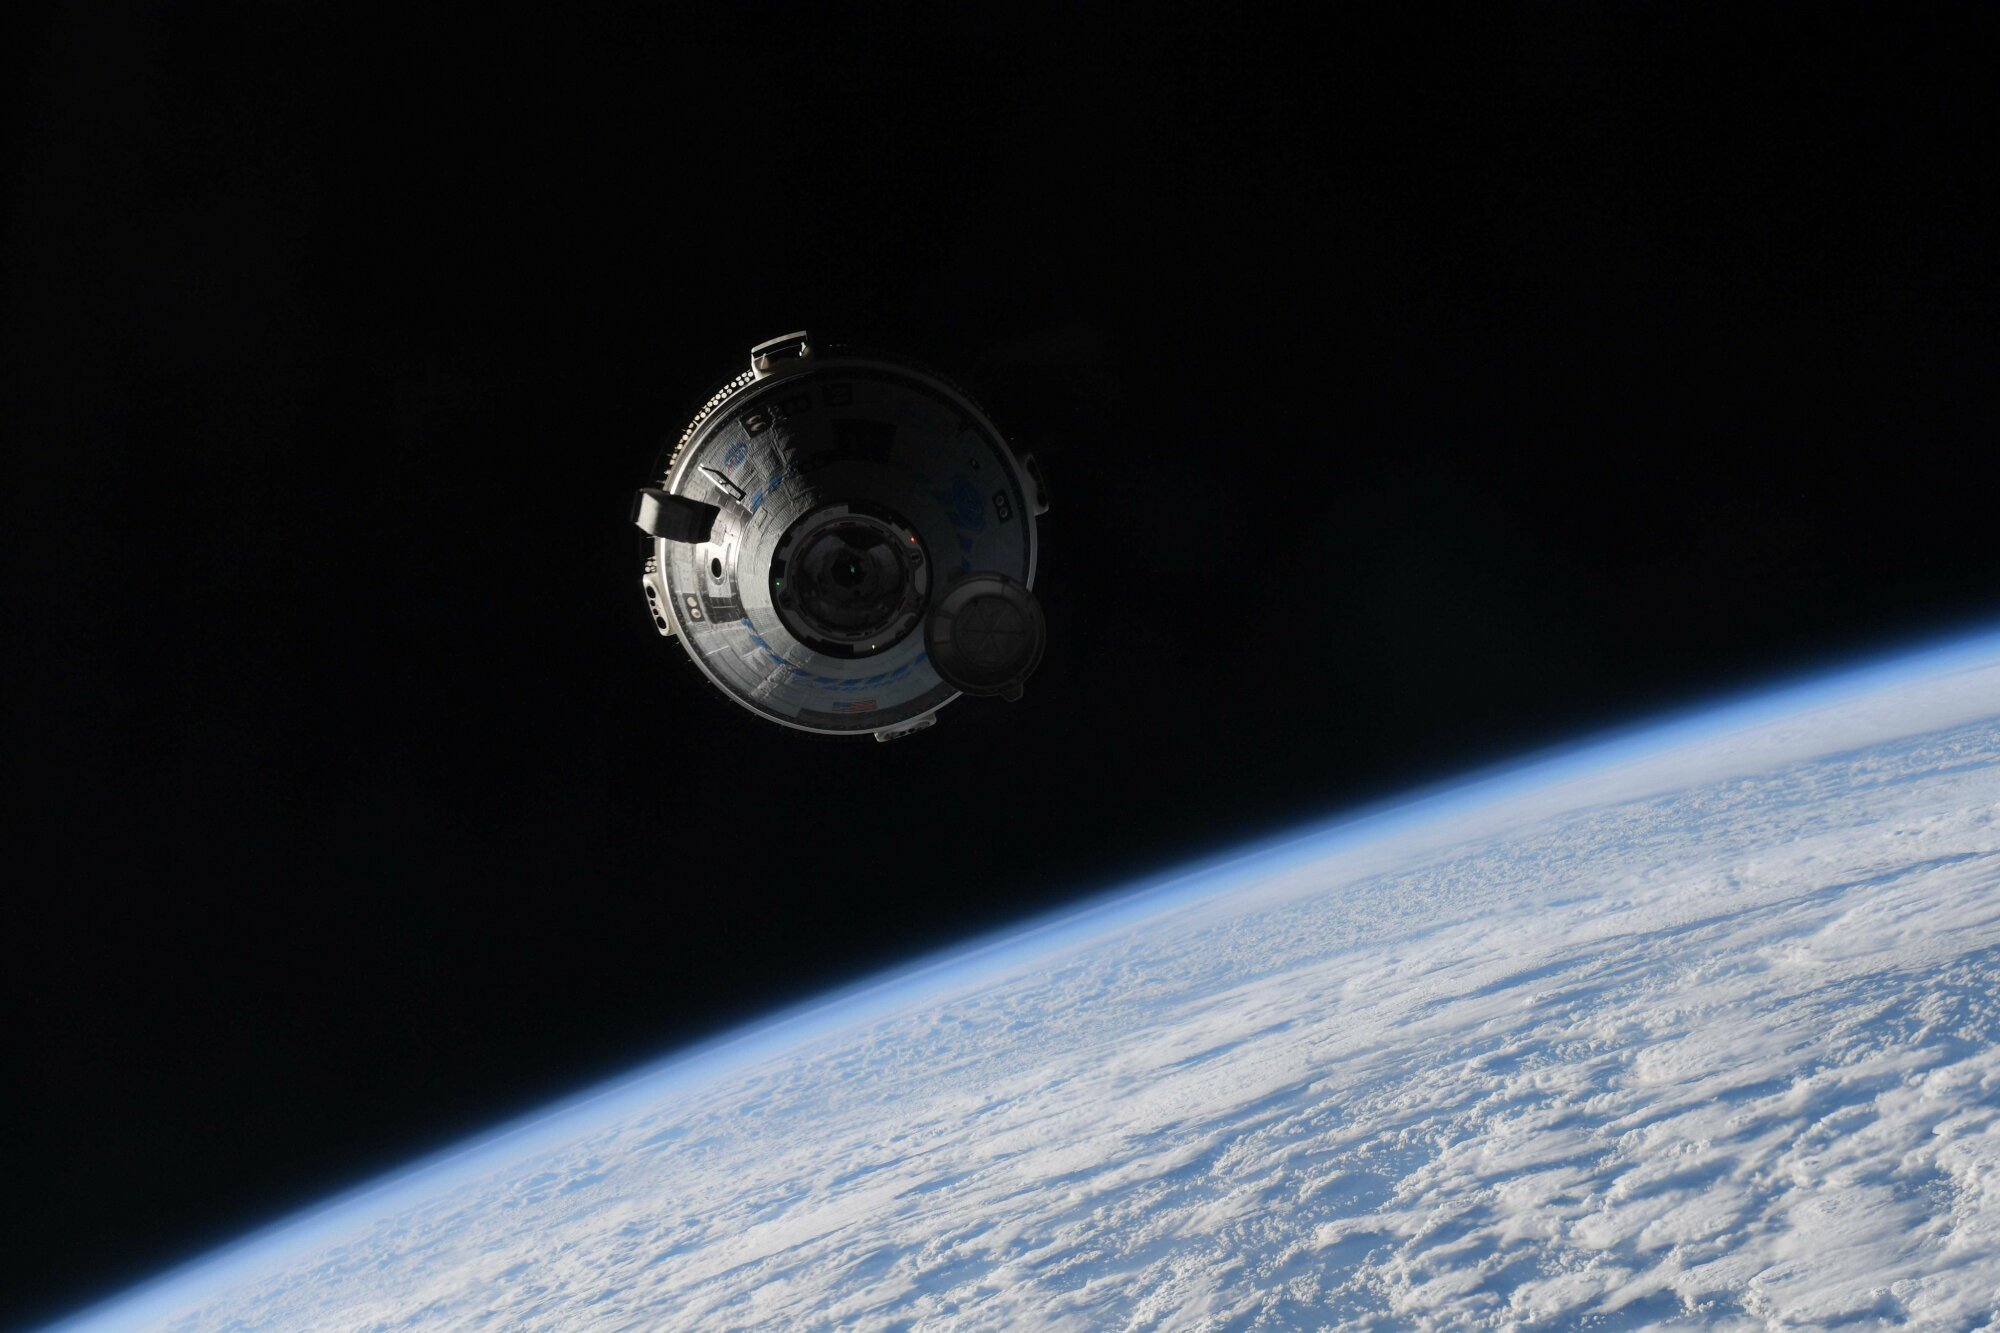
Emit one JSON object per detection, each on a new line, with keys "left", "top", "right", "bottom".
{"left": 6, "top": 5, "right": 1999, "bottom": 1325}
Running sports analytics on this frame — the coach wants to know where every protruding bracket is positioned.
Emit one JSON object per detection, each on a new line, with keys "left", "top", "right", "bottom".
{"left": 872, "top": 715, "right": 938, "bottom": 743}
{"left": 641, "top": 555, "right": 675, "bottom": 637}
{"left": 1021, "top": 451, "right": 1051, "bottom": 515}
{"left": 698, "top": 464, "right": 746, "bottom": 502}
{"left": 750, "top": 330, "right": 813, "bottom": 380}
{"left": 632, "top": 488, "right": 720, "bottom": 544}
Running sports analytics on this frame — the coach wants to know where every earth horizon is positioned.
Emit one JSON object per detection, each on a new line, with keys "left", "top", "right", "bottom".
{"left": 56, "top": 627, "right": 2000, "bottom": 1330}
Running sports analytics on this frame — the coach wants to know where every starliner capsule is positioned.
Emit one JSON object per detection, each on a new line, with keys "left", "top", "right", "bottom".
{"left": 632, "top": 333, "right": 1049, "bottom": 740}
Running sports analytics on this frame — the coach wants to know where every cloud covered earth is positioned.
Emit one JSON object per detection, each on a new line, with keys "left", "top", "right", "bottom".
{"left": 79, "top": 646, "right": 2000, "bottom": 1330}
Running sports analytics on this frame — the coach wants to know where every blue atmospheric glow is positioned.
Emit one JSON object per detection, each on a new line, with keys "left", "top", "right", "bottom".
{"left": 45, "top": 618, "right": 2000, "bottom": 1332}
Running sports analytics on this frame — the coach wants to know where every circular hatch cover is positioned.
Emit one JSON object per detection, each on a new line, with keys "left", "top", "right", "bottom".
{"left": 923, "top": 572, "right": 1046, "bottom": 701}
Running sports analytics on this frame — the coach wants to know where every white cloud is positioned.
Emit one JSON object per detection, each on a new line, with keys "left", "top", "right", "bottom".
{"left": 90, "top": 676, "right": 2000, "bottom": 1330}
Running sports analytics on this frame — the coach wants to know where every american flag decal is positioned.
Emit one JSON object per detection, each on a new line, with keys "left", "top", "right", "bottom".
{"left": 830, "top": 699, "right": 878, "bottom": 713}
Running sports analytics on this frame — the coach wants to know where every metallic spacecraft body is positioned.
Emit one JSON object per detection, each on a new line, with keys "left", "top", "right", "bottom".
{"left": 633, "top": 333, "right": 1048, "bottom": 740}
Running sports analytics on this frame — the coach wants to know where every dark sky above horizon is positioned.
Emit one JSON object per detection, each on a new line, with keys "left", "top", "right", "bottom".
{"left": 8, "top": 5, "right": 2000, "bottom": 1325}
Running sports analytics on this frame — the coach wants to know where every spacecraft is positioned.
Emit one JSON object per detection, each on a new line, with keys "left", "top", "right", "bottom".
{"left": 632, "top": 332, "right": 1049, "bottom": 740}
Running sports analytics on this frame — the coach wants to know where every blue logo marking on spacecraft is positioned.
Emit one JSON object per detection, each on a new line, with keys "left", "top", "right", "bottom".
{"left": 924, "top": 475, "right": 987, "bottom": 573}
{"left": 928, "top": 477, "right": 987, "bottom": 533}
{"left": 746, "top": 464, "right": 793, "bottom": 514}
{"left": 742, "top": 620, "right": 926, "bottom": 691}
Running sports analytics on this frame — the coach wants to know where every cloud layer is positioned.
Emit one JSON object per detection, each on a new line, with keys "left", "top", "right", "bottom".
{"left": 164, "top": 717, "right": 2000, "bottom": 1330}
